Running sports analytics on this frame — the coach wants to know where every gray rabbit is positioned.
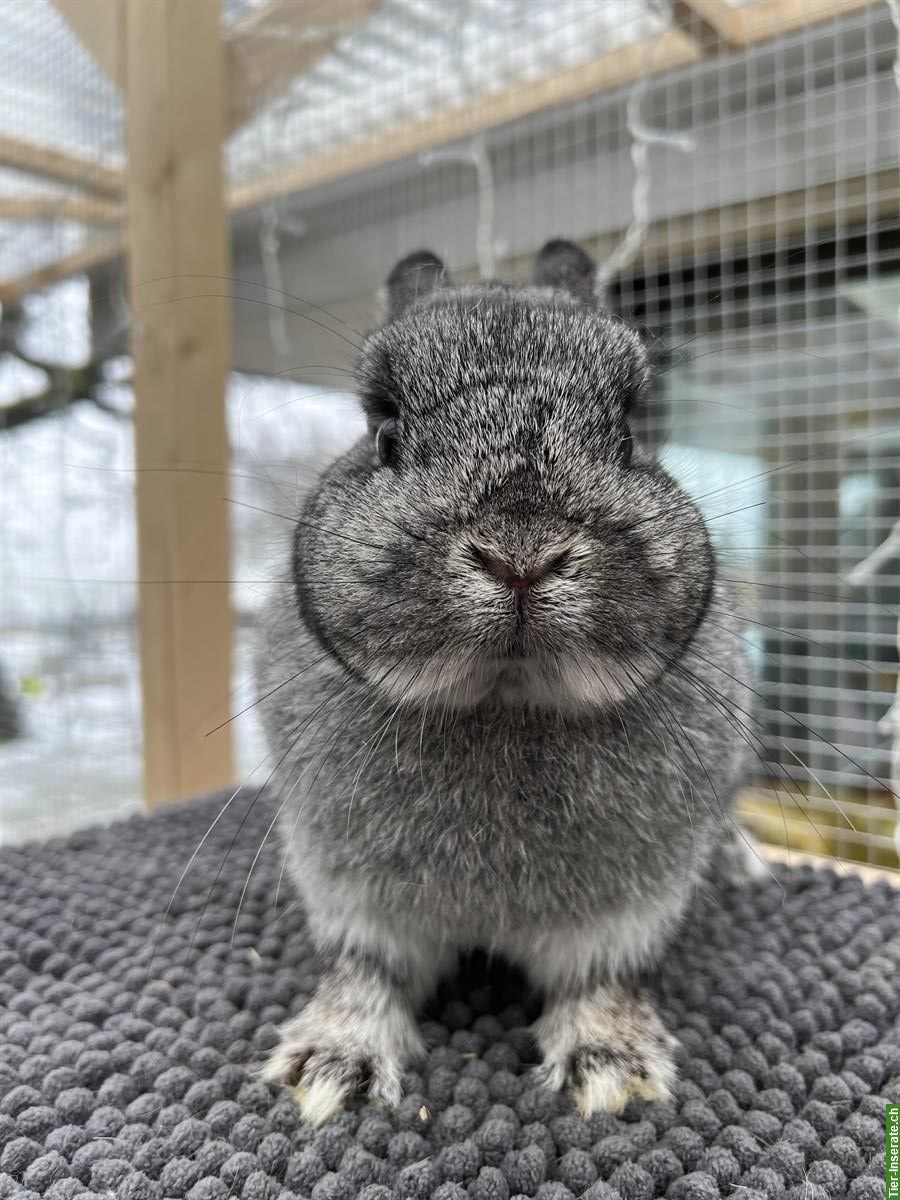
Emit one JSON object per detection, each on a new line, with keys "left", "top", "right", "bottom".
{"left": 254, "top": 240, "right": 760, "bottom": 1126}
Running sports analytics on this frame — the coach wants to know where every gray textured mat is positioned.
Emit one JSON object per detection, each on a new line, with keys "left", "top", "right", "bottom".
{"left": 1, "top": 792, "right": 898, "bottom": 1200}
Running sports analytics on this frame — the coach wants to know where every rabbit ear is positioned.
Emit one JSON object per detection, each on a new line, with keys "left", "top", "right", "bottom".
{"left": 385, "top": 250, "right": 452, "bottom": 317}
{"left": 533, "top": 239, "right": 597, "bottom": 304}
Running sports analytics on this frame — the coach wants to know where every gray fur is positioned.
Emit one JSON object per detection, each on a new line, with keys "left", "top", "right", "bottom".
{"left": 254, "top": 240, "right": 755, "bottom": 1123}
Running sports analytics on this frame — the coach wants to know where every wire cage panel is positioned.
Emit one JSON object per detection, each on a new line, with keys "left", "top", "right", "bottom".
{"left": 0, "top": 0, "right": 897, "bottom": 868}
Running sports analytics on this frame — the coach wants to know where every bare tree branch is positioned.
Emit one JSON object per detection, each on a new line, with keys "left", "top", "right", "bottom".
{"left": 0, "top": 293, "right": 130, "bottom": 432}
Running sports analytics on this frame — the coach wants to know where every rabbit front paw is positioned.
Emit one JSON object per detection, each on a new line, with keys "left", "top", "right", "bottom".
{"left": 258, "top": 959, "right": 425, "bottom": 1125}
{"left": 544, "top": 1036, "right": 676, "bottom": 1116}
{"left": 533, "top": 984, "right": 677, "bottom": 1116}
{"left": 260, "top": 1035, "right": 405, "bottom": 1125}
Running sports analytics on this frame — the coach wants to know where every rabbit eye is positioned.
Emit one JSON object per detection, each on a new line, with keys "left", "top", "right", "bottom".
{"left": 375, "top": 417, "right": 399, "bottom": 466}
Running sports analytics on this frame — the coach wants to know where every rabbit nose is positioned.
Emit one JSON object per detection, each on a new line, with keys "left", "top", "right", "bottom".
{"left": 467, "top": 541, "right": 571, "bottom": 591}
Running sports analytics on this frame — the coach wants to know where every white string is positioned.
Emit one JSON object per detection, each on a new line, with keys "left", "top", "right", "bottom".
{"left": 417, "top": 0, "right": 498, "bottom": 279}
{"left": 884, "top": 0, "right": 900, "bottom": 96}
{"left": 259, "top": 203, "right": 291, "bottom": 361}
{"left": 418, "top": 135, "right": 497, "bottom": 279}
{"left": 469, "top": 134, "right": 496, "bottom": 281}
{"left": 597, "top": 4, "right": 694, "bottom": 294}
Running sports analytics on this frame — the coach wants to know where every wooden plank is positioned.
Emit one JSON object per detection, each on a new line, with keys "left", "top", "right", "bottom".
{"left": 125, "top": 0, "right": 236, "bottom": 807}
{"left": 761, "top": 842, "right": 900, "bottom": 886}
{"left": 227, "top": 0, "right": 381, "bottom": 131}
{"left": 228, "top": 0, "right": 882, "bottom": 215}
{"left": 51, "top": 0, "right": 125, "bottom": 88}
{"left": 230, "top": 29, "right": 701, "bottom": 211}
{"left": 0, "top": 194, "right": 122, "bottom": 224}
{"left": 0, "top": 133, "right": 124, "bottom": 196}
{"left": 0, "top": 235, "right": 123, "bottom": 305}
{"left": 672, "top": 0, "right": 742, "bottom": 51}
{"left": 732, "top": 0, "right": 878, "bottom": 44}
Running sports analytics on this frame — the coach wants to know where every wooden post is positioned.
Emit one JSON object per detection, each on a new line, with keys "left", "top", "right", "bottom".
{"left": 125, "top": 0, "right": 236, "bottom": 807}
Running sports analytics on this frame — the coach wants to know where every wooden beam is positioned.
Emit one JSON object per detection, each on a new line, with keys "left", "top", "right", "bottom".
{"left": 227, "top": 0, "right": 381, "bottom": 131}
{"left": 125, "top": 0, "right": 236, "bottom": 807}
{"left": 231, "top": 29, "right": 701, "bottom": 211}
{"left": 229, "top": 0, "right": 882, "bottom": 214}
{"left": 51, "top": 0, "right": 125, "bottom": 89}
{"left": 672, "top": 0, "right": 742, "bottom": 52}
{"left": 0, "top": 134, "right": 124, "bottom": 197}
{"left": 731, "top": 0, "right": 878, "bottom": 45}
{"left": 761, "top": 842, "right": 900, "bottom": 886}
{"left": 0, "top": 236, "right": 123, "bottom": 305}
{"left": 675, "top": 0, "right": 880, "bottom": 50}
{"left": 0, "top": 195, "right": 123, "bottom": 224}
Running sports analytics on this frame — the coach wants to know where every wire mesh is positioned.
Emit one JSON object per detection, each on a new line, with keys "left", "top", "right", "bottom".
{"left": 0, "top": 0, "right": 897, "bottom": 869}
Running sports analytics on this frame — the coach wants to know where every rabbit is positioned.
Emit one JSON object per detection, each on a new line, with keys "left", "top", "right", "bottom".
{"left": 254, "top": 239, "right": 760, "bottom": 1126}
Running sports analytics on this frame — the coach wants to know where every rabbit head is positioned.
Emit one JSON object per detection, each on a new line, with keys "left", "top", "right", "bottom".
{"left": 292, "top": 240, "right": 714, "bottom": 712}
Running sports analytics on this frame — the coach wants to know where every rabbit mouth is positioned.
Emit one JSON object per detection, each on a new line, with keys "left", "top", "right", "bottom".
{"left": 377, "top": 647, "right": 659, "bottom": 712}
{"left": 485, "top": 649, "right": 661, "bottom": 709}
{"left": 490, "top": 657, "right": 533, "bottom": 685}
{"left": 484, "top": 653, "right": 617, "bottom": 707}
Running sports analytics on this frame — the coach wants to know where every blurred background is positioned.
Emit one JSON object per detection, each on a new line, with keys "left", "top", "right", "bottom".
{"left": 0, "top": 0, "right": 897, "bottom": 871}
